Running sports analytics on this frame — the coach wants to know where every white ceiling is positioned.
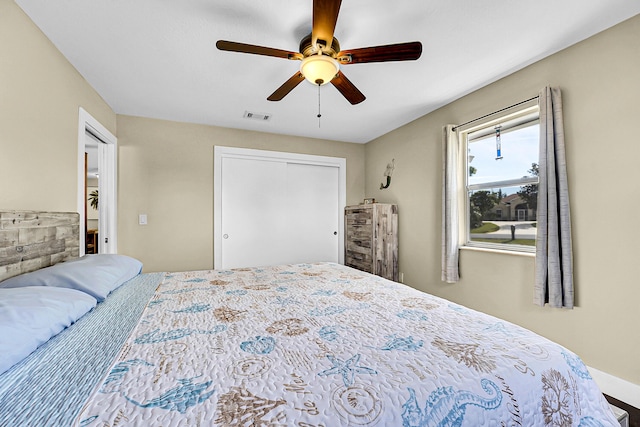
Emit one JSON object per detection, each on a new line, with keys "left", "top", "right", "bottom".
{"left": 16, "top": 0, "right": 640, "bottom": 144}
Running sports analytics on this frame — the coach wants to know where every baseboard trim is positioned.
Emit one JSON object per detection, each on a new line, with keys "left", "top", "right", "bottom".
{"left": 588, "top": 366, "right": 640, "bottom": 409}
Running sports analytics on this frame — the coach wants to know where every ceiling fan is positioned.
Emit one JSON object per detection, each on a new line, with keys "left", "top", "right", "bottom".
{"left": 216, "top": 0, "right": 422, "bottom": 105}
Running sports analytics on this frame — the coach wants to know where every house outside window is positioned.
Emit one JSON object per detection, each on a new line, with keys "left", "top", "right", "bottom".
{"left": 461, "top": 106, "right": 539, "bottom": 252}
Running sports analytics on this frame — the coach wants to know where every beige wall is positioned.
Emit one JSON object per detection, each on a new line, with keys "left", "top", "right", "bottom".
{"left": 365, "top": 16, "right": 640, "bottom": 387}
{"left": 117, "top": 115, "right": 365, "bottom": 273}
{"left": 0, "top": 2, "right": 116, "bottom": 212}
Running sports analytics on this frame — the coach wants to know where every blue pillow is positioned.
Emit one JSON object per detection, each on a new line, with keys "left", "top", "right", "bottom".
{"left": 0, "top": 254, "right": 143, "bottom": 302}
{"left": 0, "top": 286, "right": 97, "bottom": 374}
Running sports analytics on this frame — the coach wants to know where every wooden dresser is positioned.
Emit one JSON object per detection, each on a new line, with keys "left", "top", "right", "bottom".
{"left": 344, "top": 203, "right": 398, "bottom": 281}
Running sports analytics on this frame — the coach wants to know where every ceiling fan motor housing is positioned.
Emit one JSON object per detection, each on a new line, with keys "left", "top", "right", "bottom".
{"left": 299, "top": 33, "right": 341, "bottom": 58}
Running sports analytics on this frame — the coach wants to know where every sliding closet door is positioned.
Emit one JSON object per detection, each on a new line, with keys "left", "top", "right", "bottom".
{"left": 285, "top": 163, "right": 340, "bottom": 264}
{"left": 215, "top": 147, "right": 344, "bottom": 270}
{"left": 220, "top": 157, "right": 288, "bottom": 269}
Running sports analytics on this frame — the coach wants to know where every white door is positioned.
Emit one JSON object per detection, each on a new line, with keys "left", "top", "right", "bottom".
{"left": 221, "top": 157, "right": 288, "bottom": 269}
{"left": 97, "top": 140, "right": 114, "bottom": 253}
{"left": 285, "top": 163, "right": 340, "bottom": 264}
{"left": 215, "top": 147, "right": 345, "bottom": 270}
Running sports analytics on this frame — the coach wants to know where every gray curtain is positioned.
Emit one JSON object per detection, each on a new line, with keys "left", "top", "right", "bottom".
{"left": 442, "top": 125, "right": 460, "bottom": 283}
{"left": 534, "top": 86, "right": 574, "bottom": 308}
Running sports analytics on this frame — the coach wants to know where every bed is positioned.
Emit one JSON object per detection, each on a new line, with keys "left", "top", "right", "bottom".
{"left": 0, "top": 211, "right": 620, "bottom": 426}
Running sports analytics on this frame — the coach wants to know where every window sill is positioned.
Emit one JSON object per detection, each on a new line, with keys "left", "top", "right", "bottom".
{"left": 460, "top": 245, "right": 536, "bottom": 258}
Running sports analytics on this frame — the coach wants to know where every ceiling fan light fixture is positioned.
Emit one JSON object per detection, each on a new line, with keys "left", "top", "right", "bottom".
{"left": 300, "top": 55, "right": 339, "bottom": 86}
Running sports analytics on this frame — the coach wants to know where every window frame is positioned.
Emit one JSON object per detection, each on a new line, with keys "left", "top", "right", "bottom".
{"left": 459, "top": 105, "right": 540, "bottom": 254}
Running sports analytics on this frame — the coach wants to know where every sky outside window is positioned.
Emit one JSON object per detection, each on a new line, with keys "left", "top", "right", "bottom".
{"left": 468, "top": 124, "right": 539, "bottom": 191}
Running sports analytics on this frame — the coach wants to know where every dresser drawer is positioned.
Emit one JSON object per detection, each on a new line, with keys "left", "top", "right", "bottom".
{"left": 345, "top": 207, "right": 372, "bottom": 225}
{"left": 346, "top": 238, "right": 372, "bottom": 254}
{"left": 345, "top": 251, "right": 373, "bottom": 273}
{"left": 346, "top": 225, "right": 372, "bottom": 242}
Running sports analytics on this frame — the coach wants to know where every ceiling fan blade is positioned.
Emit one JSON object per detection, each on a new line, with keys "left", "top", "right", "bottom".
{"left": 337, "top": 41, "right": 422, "bottom": 64}
{"left": 312, "top": 0, "right": 342, "bottom": 49}
{"left": 267, "top": 72, "right": 306, "bottom": 101}
{"left": 216, "top": 40, "right": 303, "bottom": 60}
{"left": 330, "top": 71, "right": 365, "bottom": 105}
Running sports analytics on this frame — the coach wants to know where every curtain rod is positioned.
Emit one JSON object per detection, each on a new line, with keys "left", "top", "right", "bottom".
{"left": 452, "top": 96, "right": 539, "bottom": 131}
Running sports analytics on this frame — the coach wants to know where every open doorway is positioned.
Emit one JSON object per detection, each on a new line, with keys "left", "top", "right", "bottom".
{"left": 85, "top": 134, "right": 100, "bottom": 253}
{"left": 77, "top": 108, "right": 117, "bottom": 255}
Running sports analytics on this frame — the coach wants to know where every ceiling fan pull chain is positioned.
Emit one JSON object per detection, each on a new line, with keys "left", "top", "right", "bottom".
{"left": 317, "top": 83, "right": 322, "bottom": 128}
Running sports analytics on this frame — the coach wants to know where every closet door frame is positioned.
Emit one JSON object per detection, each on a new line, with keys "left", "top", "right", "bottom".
{"left": 213, "top": 146, "right": 346, "bottom": 269}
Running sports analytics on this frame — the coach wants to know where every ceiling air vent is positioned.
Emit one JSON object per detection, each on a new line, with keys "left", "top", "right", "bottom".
{"left": 243, "top": 111, "right": 272, "bottom": 121}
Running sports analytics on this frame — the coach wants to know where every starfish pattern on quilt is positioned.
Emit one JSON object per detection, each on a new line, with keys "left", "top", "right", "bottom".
{"left": 318, "top": 353, "right": 377, "bottom": 387}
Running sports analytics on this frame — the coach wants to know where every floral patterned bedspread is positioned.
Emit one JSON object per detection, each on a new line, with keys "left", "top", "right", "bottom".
{"left": 75, "top": 263, "right": 618, "bottom": 426}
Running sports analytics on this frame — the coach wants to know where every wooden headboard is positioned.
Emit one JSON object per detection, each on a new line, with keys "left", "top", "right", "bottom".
{"left": 0, "top": 211, "right": 79, "bottom": 282}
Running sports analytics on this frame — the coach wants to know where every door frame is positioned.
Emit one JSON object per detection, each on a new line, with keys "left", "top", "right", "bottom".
{"left": 77, "top": 107, "right": 118, "bottom": 255}
{"left": 214, "top": 146, "right": 346, "bottom": 269}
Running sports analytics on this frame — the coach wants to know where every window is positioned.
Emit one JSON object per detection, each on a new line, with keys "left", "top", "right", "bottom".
{"left": 461, "top": 106, "right": 539, "bottom": 252}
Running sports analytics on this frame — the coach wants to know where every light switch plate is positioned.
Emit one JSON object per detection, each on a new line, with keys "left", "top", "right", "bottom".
{"left": 138, "top": 214, "right": 147, "bottom": 225}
